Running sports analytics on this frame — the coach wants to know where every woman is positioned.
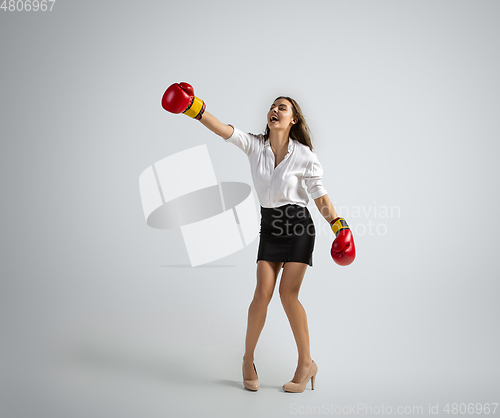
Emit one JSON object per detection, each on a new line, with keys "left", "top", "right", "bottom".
{"left": 161, "top": 82, "right": 355, "bottom": 393}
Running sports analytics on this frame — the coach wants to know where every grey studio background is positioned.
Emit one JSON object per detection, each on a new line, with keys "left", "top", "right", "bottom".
{"left": 1, "top": 1, "right": 499, "bottom": 417}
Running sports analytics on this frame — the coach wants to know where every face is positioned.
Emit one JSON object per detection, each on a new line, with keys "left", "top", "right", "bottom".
{"left": 267, "top": 98, "right": 297, "bottom": 130}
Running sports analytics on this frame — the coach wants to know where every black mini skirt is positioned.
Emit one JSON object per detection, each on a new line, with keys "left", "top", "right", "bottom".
{"left": 256, "top": 204, "right": 316, "bottom": 267}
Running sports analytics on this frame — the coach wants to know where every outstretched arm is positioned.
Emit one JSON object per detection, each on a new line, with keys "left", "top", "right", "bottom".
{"left": 199, "top": 111, "right": 234, "bottom": 140}
{"left": 161, "top": 82, "right": 234, "bottom": 140}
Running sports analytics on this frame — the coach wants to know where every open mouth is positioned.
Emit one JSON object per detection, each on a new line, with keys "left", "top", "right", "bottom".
{"left": 270, "top": 115, "right": 279, "bottom": 123}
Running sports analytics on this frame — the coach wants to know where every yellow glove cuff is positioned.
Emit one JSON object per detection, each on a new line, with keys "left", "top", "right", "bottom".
{"left": 183, "top": 96, "right": 205, "bottom": 119}
{"left": 330, "top": 217, "right": 349, "bottom": 236}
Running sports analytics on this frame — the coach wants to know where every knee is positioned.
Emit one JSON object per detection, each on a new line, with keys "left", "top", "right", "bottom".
{"left": 279, "top": 290, "right": 299, "bottom": 307}
{"left": 253, "top": 289, "right": 273, "bottom": 306}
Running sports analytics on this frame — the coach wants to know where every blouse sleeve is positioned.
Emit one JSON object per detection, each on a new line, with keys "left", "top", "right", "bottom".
{"left": 303, "top": 153, "right": 328, "bottom": 199}
{"left": 223, "top": 125, "right": 258, "bottom": 156}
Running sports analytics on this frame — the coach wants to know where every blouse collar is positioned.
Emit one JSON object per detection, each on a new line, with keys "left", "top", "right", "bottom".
{"left": 265, "top": 137, "right": 295, "bottom": 153}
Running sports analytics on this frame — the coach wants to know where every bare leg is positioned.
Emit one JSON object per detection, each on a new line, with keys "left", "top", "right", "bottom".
{"left": 279, "top": 262, "right": 313, "bottom": 383}
{"left": 242, "top": 260, "right": 283, "bottom": 380}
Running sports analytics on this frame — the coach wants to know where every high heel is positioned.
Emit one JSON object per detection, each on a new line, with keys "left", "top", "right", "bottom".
{"left": 242, "top": 358, "right": 259, "bottom": 391}
{"left": 282, "top": 360, "right": 318, "bottom": 393}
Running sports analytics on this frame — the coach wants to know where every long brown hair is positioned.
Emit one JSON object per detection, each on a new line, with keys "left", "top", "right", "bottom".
{"left": 263, "top": 96, "right": 313, "bottom": 151}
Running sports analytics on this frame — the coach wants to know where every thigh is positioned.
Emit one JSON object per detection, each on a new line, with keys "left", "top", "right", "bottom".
{"left": 255, "top": 260, "right": 283, "bottom": 298}
{"left": 279, "top": 262, "right": 309, "bottom": 296}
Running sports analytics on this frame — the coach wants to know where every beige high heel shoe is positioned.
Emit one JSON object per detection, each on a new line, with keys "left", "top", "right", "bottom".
{"left": 282, "top": 360, "right": 318, "bottom": 393}
{"left": 242, "top": 358, "right": 259, "bottom": 391}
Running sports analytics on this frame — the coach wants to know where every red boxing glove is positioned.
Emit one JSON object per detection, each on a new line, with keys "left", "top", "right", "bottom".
{"left": 161, "top": 82, "right": 206, "bottom": 120}
{"left": 330, "top": 217, "right": 356, "bottom": 266}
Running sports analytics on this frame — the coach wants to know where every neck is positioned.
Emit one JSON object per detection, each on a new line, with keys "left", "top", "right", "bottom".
{"left": 268, "top": 128, "right": 291, "bottom": 150}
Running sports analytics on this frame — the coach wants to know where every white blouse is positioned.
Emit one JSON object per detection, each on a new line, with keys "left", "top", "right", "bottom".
{"left": 224, "top": 126, "right": 328, "bottom": 208}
